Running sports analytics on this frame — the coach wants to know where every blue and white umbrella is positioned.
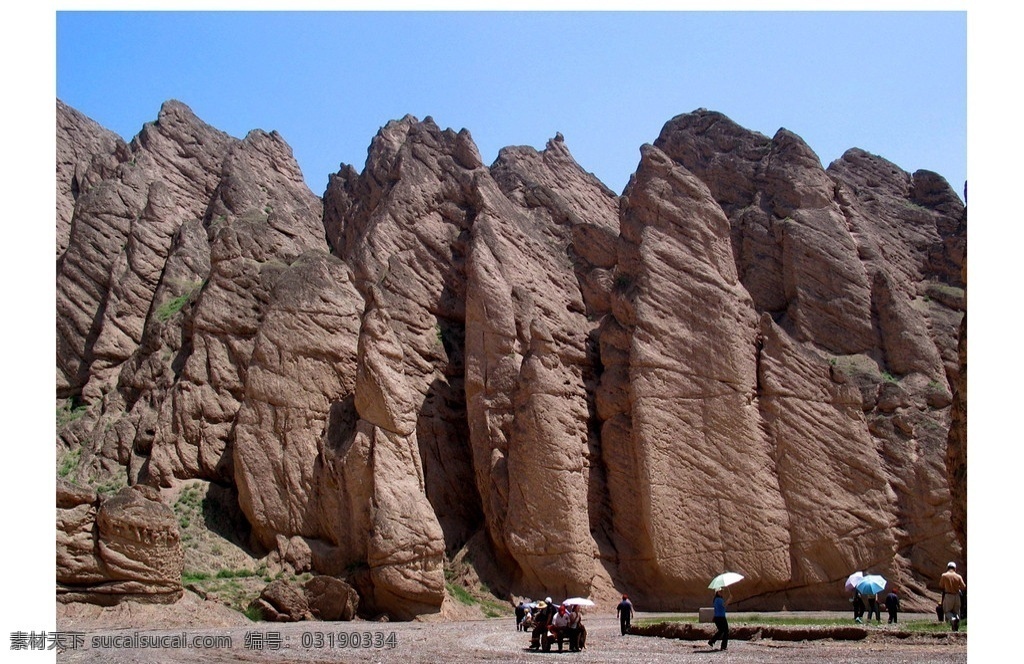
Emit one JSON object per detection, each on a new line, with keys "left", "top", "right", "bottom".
{"left": 856, "top": 574, "right": 887, "bottom": 595}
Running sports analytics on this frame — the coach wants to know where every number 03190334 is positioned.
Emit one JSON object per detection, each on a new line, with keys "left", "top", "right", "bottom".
{"left": 300, "top": 631, "right": 397, "bottom": 649}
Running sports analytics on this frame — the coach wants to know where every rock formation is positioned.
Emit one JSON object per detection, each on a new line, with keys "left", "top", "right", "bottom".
{"left": 56, "top": 100, "right": 965, "bottom": 616}
{"left": 247, "top": 575, "right": 360, "bottom": 622}
{"left": 56, "top": 99, "right": 123, "bottom": 258}
{"left": 304, "top": 575, "right": 360, "bottom": 621}
{"left": 57, "top": 481, "right": 183, "bottom": 604}
{"left": 946, "top": 252, "right": 967, "bottom": 563}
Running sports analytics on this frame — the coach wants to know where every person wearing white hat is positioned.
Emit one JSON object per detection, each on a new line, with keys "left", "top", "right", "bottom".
{"left": 940, "top": 561, "right": 966, "bottom": 631}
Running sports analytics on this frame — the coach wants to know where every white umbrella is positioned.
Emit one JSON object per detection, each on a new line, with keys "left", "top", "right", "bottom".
{"left": 562, "top": 597, "right": 596, "bottom": 607}
{"left": 845, "top": 571, "right": 865, "bottom": 592}
{"left": 708, "top": 572, "right": 744, "bottom": 590}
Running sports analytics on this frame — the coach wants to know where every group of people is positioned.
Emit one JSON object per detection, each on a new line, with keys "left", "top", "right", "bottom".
{"left": 514, "top": 560, "right": 966, "bottom": 655}
{"left": 850, "top": 561, "right": 966, "bottom": 631}
{"left": 850, "top": 585, "right": 900, "bottom": 624}
{"left": 517, "top": 597, "right": 588, "bottom": 652}
{"left": 516, "top": 589, "right": 729, "bottom": 652}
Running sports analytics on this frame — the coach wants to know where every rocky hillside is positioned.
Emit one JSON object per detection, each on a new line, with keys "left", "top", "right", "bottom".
{"left": 56, "top": 99, "right": 965, "bottom": 617}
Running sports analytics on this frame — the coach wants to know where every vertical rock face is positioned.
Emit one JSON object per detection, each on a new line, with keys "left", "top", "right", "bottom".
{"left": 468, "top": 134, "right": 619, "bottom": 597}
{"left": 655, "top": 113, "right": 878, "bottom": 355}
{"left": 56, "top": 100, "right": 965, "bottom": 616}
{"left": 56, "top": 100, "right": 124, "bottom": 259}
{"left": 946, "top": 254, "right": 967, "bottom": 562}
{"left": 320, "top": 118, "right": 620, "bottom": 610}
{"left": 627, "top": 110, "right": 965, "bottom": 605}
{"left": 147, "top": 127, "right": 329, "bottom": 486}
{"left": 232, "top": 251, "right": 362, "bottom": 547}
{"left": 56, "top": 101, "right": 236, "bottom": 402}
{"left": 320, "top": 118, "right": 478, "bottom": 616}
{"left": 757, "top": 316, "right": 898, "bottom": 599}
{"left": 600, "top": 144, "right": 791, "bottom": 603}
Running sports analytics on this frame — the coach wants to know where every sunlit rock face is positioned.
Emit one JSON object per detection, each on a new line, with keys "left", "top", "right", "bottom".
{"left": 56, "top": 100, "right": 964, "bottom": 616}
{"left": 57, "top": 482, "right": 184, "bottom": 605}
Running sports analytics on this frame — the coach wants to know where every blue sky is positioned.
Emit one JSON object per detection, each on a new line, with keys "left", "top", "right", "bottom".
{"left": 56, "top": 10, "right": 967, "bottom": 197}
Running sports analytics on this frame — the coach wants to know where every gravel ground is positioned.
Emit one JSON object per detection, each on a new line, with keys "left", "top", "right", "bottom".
{"left": 55, "top": 612, "right": 966, "bottom": 664}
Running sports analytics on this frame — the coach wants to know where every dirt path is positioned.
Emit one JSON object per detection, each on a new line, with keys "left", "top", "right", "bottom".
{"left": 55, "top": 612, "right": 966, "bottom": 663}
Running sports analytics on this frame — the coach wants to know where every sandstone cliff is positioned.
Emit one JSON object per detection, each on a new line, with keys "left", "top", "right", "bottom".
{"left": 56, "top": 100, "right": 965, "bottom": 616}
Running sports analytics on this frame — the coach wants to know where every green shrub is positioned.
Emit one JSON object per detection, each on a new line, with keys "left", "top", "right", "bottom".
{"left": 636, "top": 615, "right": 697, "bottom": 626}
{"left": 56, "top": 400, "right": 88, "bottom": 428}
{"left": 155, "top": 280, "right": 205, "bottom": 322}
{"left": 155, "top": 293, "right": 192, "bottom": 322}
{"left": 94, "top": 476, "right": 126, "bottom": 496}
{"left": 175, "top": 486, "right": 202, "bottom": 509}
{"left": 58, "top": 447, "right": 82, "bottom": 478}
{"left": 215, "top": 568, "right": 258, "bottom": 579}
{"left": 446, "top": 582, "right": 476, "bottom": 606}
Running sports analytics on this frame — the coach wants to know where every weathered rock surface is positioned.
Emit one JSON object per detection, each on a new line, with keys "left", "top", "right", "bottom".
{"left": 56, "top": 100, "right": 965, "bottom": 618}
{"left": 57, "top": 481, "right": 184, "bottom": 604}
{"left": 757, "top": 315, "right": 897, "bottom": 601}
{"left": 248, "top": 575, "right": 361, "bottom": 622}
{"left": 56, "top": 99, "right": 124, "bottom": 258}
{"left": 600, "top": 143, "right": 792, "bottom": 602}
{"left": 631, "top": 110, "right": 964, "bottom": 607}
{"left": 304, "top": 575, "right": 360, "bottom": 621}
{"left": 56, "top": 100, "right": 236, "bottom": 402}
{"left": 250, "top": 579, "right": 312, "bottom": 622}
{"left": 147, "top": 126, "right": 329, "bottom": 486}
{"left": 946, "top": 257, "right": 967, "bottom": 561}
{"left": 231, "top": 251, "right": 362, "bottom": 547}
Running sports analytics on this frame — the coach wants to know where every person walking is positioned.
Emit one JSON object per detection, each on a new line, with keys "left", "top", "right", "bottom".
{"left": 852, "top": 588, "right": 865, "bottom": 623}
{"left": 940, "top": 562, "right": 966, "bottom": 631}
{"left": 707, "top": 589, "right": 729, "bottom": 651}
{"left": 866, "top": 592, "right": 881, "bottom": 623}
{"left": 885, "top": 587, "right": 900, "bottom": 624}
{"left": 515, "top": 600, "right": 527, "bottom": 631}
{"left": 616, "top": 594, "right": 634, "bottom": 636}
